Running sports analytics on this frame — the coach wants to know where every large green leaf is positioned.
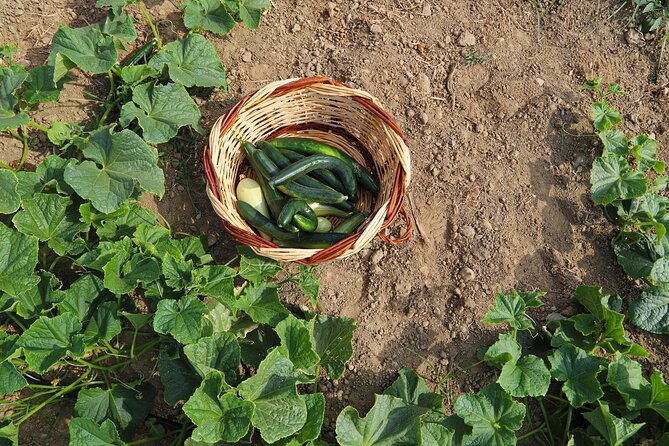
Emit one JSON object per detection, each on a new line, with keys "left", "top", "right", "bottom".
{"left": 481, "top": 290, "right": 533, "bottom": 330}
{"left": 632, "top": 134, "right": 663, "bottom": 173}
{"left": 148, "top": 34, "right": 227, "bottom": 88}
{"left": 14, "top": 270, "right": 61, "bottom": 319}
{"left": 69, "top": 418, "right": 124, "bottom": 446}
{"left": 0, "top": 222, "right": 40, "bottom": 296}
{"left": 184, "top": 332, "right": 240, "bottom": 384}
{"left": 592, "top": 100, "right": 621, "bottom": 131}
{"left": 613, "top": 232, "right": 657, "bottom": 280}
{"left": 181, "top": 0, "right": 236, "bottom": 35}
{"left": 237, "top": 246, "right": 281, "bottom": 283}
{"left": 237, "top": 283, "right": 290, "bottom": 327}
{"left": 309, "top": 315, "right": 356, "bottom": 380}
{"left": 276, "top": 314, "right": 320, "bottom": 371}
{"left": 119, "top": 82, "right": 202, "bottom": 144}
{"left": 103, "top": 250, "right": 160, "bottom": 295}
{"left": 336, "top": 394, "right": 426, "bottom": 446}
{"left": 548, "top": 344, "right": 605, "bottom": 407}
{"left": 0, "top": 169, "right": 20, "bottom": 214}
{"left": 583, "top": 402, "right": 644, "bottom": 446}
{"left": 191, "top": 265, "right": 236, "bottom": 310}
{"left": 162, "top": 252, "right": 193, "bottom": 291}
{"left": 598, "top": 129, "right": 628, "bottom": 156}
{"left": 629, "top": 285, "right": 669, "bottom": 333}
{"left": 383, "top": 368, "right": 443, "bottom": 417}
{"left": 96, "top": 8, "right": 137, "bottom": 42}
{"left": 157, "top": 342, "right": 201, "bottom": 407}
{"left": 232, "top": 0, "right": 271, "bottom": 29}
{"left": 23, "top": 66, "right": 66, "bottom": 105}
{"left": 0, "top": 361, "right": 27, "bottom": 397}
{"left": 12, "top": 193, "right": 86, "bottom": 255}
{"left": 607, "top": 354, "right": 651, "bottom": 411}
{"left": 590, "top": 155, "right": 648, "bottom": 205}
{"left": 287, "top": 393, "right": 326, "bottom": 445}
{"left": 36, "top": 155, "right": 76, "bottom": 195}
{"left": 0, "top": 66, "right": 27, "bottom": 113}
{"left": 498, "top": 354, "right": 550, "bottom": 397}
{"left": 57, "top": 274, "right": 108, "bottom": 322}
{"left": 482, "top": 333, "right": 521, "bottom": 367}
{"left": 237, "top": 349, "right": 307, "bottom": 443}
{"left": 0, "top": 421, "right": 18, "bottom": 446}
{"left": 649, "top": 370, "right": 669, "bottom": 422}
{"left": 421, "top": 422, "right": 455, "bottom": 446}
{"left": 18, "top": 313, "right": 83, "bottom": 373}
{"left": 183, "top": 371, "right": 253, "bottom": 443}
{"left": 454, "top": 384, "right": 526, "bottom": 446}
{"left": 83, "top": 301, "right": 122, "bottom": 344}
{"left": 48, "top": 25, "right": 117, "bottom": 79}
{"left": 64, "top": 125, "right": 164, "bottom": 213}
{"left": 74, "top": 382, "right": 156, "bottom": 437}
{"left": 153, "top": 294, "right": 207, "bottom": 344}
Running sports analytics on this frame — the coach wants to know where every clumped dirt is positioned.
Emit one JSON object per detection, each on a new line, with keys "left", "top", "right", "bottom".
{"left": 2, "top": 0, "right": 669, "bottom": 443}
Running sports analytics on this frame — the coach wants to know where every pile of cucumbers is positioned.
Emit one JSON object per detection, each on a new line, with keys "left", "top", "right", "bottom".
{"left": 236, "top": 137, "right": 380, "bottom": 249}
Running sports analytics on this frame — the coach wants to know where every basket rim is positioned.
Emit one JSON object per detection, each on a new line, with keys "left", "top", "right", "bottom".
{"left": 204, "top": 75, "right": 412, "bottom": 265}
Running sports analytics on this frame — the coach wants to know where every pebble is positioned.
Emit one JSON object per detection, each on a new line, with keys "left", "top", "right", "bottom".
{"left": 458, "top": 32, "right": 476, "bottom": 47}
{"left": 460, "top": 225, "right": 476, "bottom": 238}
{"left": 420, "top": 112, "right": 429, "bottom": 124}
{"left": 535, "top": 77, "right": 545, "bottom": 86}
{"left": 574, "top": 153, "right": 587, "bottom": 167}
{"left": 453, "top": 287, "right": 462, "bottom": 296}
{"left": 431, "top": 167, "right": 440, "bottom": 177}
{"left": 482, "top": 220, "right": 493, "bottom": 231}
{"left": 242, "top": 52, "right": 252, "bottom": 63}
{"left": 421, "top": 3, "right": 432, "bottom": 16}
{"left": 625, "top": 28, "right": 641, "bottom": 45}
{"left": 370, "top": 249, "right": 385, "bottom": 265}
{"left": 417, "top": 72, "right": 431, "bottom": 95}
{"left": 207, "top": 234, "right": 218, "bottom": 247}
{"left": 370, "top": 23, "right": 383, "bottom": 34}
{"left": 16, "top": 59, "right": 30, "bottom": 67}
{"left": 291, "top": 23, "right": 301, "bottom": 33}
{"left": 460, "top": 267, "right": 475, "bottom": 282}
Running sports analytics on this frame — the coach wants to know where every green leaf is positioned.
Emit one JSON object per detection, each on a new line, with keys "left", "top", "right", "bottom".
{"left": 237, "top": 245, "right": 281, "bottom": 284}
{"left": 290, "top": 393, "right": 325, "bottom": 444}
{"left": 598, "top": 129, "right": 628, "bottom": 156}
{"left": 162, "top": 253, "right": 193, "bottom": 291}
{"left": 632, "top": 134, "right": 663, "bottom": 173}
{"left": 103, "top": 250, "right": 160, "bottom": 294}
{"left": 184, "top": 332, "right": 240, "bottom": 384}
{"left": 592, "top": 100, "right": 621, "bottom": 131}
{"left": 183, "top": 371, "right": 253, "bottom": 443}
{"left": 181, "top": 0, "right": 236, "bottom": 35}
{"left": 0, "top": 222, "right": 39, "bottom": 296}
{"left": 548, "top": 344, "right": 605, "bottom": 407}
{"left": 57, "top": 274, "right": 108, "bottom": 322}
{"left": 0, "top": 44, "right": 18, "bottom": 63}
{"left": 192, "top": 265, "right": 236, "bottom": 310}
{"left": 12, "top": 193, "right": 86, "bottom": 256}
{"left": 613, "top": 232, "right": 657, "bottom": 279}
{"left": 96, "top": 8, "right": 137, "bottom": 42}
{"left": 119, "top": 64, "right": 158, "bottom": 85}
{"left": 46, "top": 122, "right": 82, "bottom": 147}
{"left": 583, "top": 402, "right": 644, "bottom": 446}
{"left": 454, "top": 384, "right": 525, "bottom": 446}
{"left": 336, "top": 394, "right": 425, "bottom": 446}
{"left": 649, "top": 370, "right": 669, "bottom": 422}
{"left": 0, "top": 66, "right": 27, "bottom": 113}
{"left": 518, "top": 290, "right": 545, "bottom": 308}
{"left": 237, "top": 283, "right": 290, "bottom": 326}
{"left": 23, "top": 65, "right": 66, "bottom": 105}
{"left": 276, "top": 314, "right": 320, "bottom": 371}
{"left": 298, "top": 265, "right": 320, "bottom": 308}
{"left": 69, "top": 418, "right": 124, "bottom": 446}
{"left": 157, "top": 342, "right": 201, "bottom": 407}
{"left": 629, "top": 285, "right": 669, "bottom": 333}
{"left": 310, "top": 314, "right": 356, "bottom": 380}
{"left": 0, "top": 112, "right": 28, "bottom": 132}
{"left": 84, "top": 301, "right": 122, "bottom": 343}
{"left": 14, "top": 270, "right": 61, "bottom": 319}
{"left": 0, "top": 361, "right": 27, "bottom": 397}
{"left": 0, "top": 169, "right": 20, "bottom": 214}
{"left": 607, "top": 354, "right": 651, "bottom": 411}
{"left": 482, "top": 333, "right": 522, "bottom": 367}
{"left": 590, "top": 155, "right": 648, "bottom": 205}
{"left": 481, "top": 290, "right": 532, "bottom": 330}
{"left": 383, "top": 367, "right": 443, "bottom": 416}
{"left": 237, "top": 349, "right": 307, "bottom": 443}
{"left": 18, "top": 313, "right": 83, "bottom": 373}
{"left": 0, "top": 421, "right": 18, "bottom": 446}
{"left": 498, "top": 354, "right": 551, "bottom": 397}
{"left": 36, "top": 155, "right": 76, "bottom": 194}
{"left": 239, "top": 324, "right": 280, "bottom": 368}
{"left": 421, "top": 422, "right": 455, "bottom": 446}
{"left": 64, "top": 125, "right": 164, "bottom": 213}
{"left": 119, "top": 82, "right": 202, "bottom": 144}
{"left": 48, "top": 25, "right": 117, "bottom": 79}
{"left": 580, "top": 78, "right": 602, "bottom": 92}
{"left": 74, "top": 382, "right": 157, "bottom": 437}
{"left": 236, "top": 0, "right": 271, "bottom": 29}
{"left": 154, "top": 294, "right": 207, "bottom": 344}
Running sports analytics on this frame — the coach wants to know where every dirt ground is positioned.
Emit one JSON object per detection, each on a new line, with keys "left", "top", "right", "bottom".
{"left": 2, "top": 0, "right": 669, "bottom": 443}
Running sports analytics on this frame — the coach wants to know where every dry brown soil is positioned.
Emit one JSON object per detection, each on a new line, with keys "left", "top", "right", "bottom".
{"left": 1, "top": 0, "right": 669, "bottom": 443}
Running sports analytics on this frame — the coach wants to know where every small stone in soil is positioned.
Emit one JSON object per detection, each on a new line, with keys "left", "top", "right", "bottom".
{"left": 460, "top": 225, "right": 476, "bottom": 238}
{"left": 458, "top": 32, "right": 476, "bottom": 47}
{"left": 242, "top": 52, "right": 252, "bottom": 62}
{"left": 460, "top": 267, "right": 475, "bottom": 281}
{"left": 370, "top": 23, "right": 382, "bottom": 34}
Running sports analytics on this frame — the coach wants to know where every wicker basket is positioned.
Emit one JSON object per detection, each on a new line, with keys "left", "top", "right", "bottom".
{"left": 204, "top": 76, "right": 412, "bottom": 265}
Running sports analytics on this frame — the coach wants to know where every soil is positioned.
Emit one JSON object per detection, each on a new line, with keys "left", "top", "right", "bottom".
{"left": 1, "top": 0, "right": 669, "bottom": 444}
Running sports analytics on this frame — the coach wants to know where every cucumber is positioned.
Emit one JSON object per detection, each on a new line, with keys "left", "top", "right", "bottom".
{"left": 268, "top": 137, "right": 380, "bottom": 194}
{"left": 237, "top": 201, "right": 347, "bottom": 248}
{"left": 241, "top": 142, "right": 288, "bottom": 222}
{"left": 122, "top": 39, "right": 157, "bottom": 66}
{"left": 279, "top": 149, "right": 346, "bottom": 193}
{"left": 315, "top": 217, "right": 333, "bottom": 233}
{"left": 252, "top": 150, "right": 348, "bottom": 204}
{"left": 334, "top": 212, "right": 369, "bottom": 234}
{"left": 278, "top": 198, "right": 317, "bottom": 229}
{"left": 293, "top": 214, "right": 318, "bottom": 232}
{"left": 269, "top": 155, "right": 357, "bottom": 200}
{"left": 307, "top": 202, "right": 353, "bottom": 218}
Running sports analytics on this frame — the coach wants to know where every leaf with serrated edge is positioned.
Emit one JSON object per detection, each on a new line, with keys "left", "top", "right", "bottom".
{"left": 590, "top": 155, "right": 648, "bottom": 205}
{"left": 181, "top": 0, "right": 236, "bottom": 36}
{"left": 18, "top": 313, "right": 82, "bottom": 373}
{"left": 184, "top": 332, "right": 240, "bottom": 384}
{"left": 69, "top": 418, "right": 124, "bottom": 446}
{"left": 583, "top": 402, "right": 644, "bottom": 446}
{"left": 607, "top": 354, "right": 651, "bottom": 411}
{"left": 383, "top": 367, "right": 443, "bottom": 418}
{"left": 310, "top": 315, "right": 356, "bottom": 380}
{"left": 0, "top": 361, "right": 27, "bottom": 397}
{"left": 153, "top": 294, "right": 207, "bottom": 344}
{"left": 157, "top": 342, "right": 200, "bottom": 407}
{"left": 0, "top": 169, "right": 20, "bottom": 214}
{"left": 0, "top": 222, "right": 39, "bottom": 296}
{"left": 483, "top": 333, "right": 521, "bottom": 367}
{"left": 548, "top": 344, "right": 604, "bottom": 407}
{"left": 237, "top": 283, "right": 290, "bottom": 327}
{"left": 629, "top": 285, "right": 669, "bottom": 334}
{"left": 48, "top": 25, "right": 117, "bottom": 79}
{"left": 237, "top": 246, "right": 281, "bottom": 283}
{"left": 498, "top": 355, "right": 551, "bottom": 397}
{"left": 276, "top": 314, "right": 320, "bottom": 372}
{"left": 481, "top": 291, "right": 532, "bottom": 330}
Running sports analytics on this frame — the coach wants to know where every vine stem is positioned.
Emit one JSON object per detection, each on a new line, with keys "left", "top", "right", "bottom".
{"left": 516, "top": 423, "right": 547, "bottom": 441}
{"left": 0, "top": 159, "right": 11, "bottom": 169}
{"left": 27, "top": 121, "right": 49, "bottom": 132}
{"left": 16, "top": 369, "right": 90, "bottom": 426}
{"left": 562, "top": 405, "right": 573, "bottom": 445}
{"left": 16, "top": 126, "right": 29, "bottom": 171}
{"left": 312, "top": 367, "right": 320, "bottom": 394}
{"left": 138, "top": 1, "right": 162, "bottom": 48}
{"left": 98, "top": 70, "right": 116, "bottom": 126}
{"left": 127, "top": 431, "right": 177, "bottom": 445}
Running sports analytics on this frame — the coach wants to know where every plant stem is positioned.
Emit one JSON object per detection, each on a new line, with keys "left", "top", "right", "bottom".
{"left": 538, "top": 399, "right": 555, "bottom": 443}
{"left": 16, "top": 126, "right": 29, "bottom": 171}
{"left": 27, "top": 121, "right": 49, "bottom": 133}
{"left": 127, "top": 431, "right": 177, "bottom": 445}
{"left": 16, "top": 370, "right": 90, "bottom": 426}
{"left": 6, "top": 313, "right": 26, "bottom": 332}
{"left": 98, "top": 71, "right": 116, "bottom": 126}
{"left": 312, "top": 366, "right": 320, "bottom": 394}
{"left": 0, "top": 159, "right": 12, "bottom": 169}
{"left": 138, "top": 1, "right": 162, "bottom": 48}
{"left": 517, "top": 423, "right": 547, "bottom": 441}
{"left": 562, "top": 405, "right": 573, "bottom": 445}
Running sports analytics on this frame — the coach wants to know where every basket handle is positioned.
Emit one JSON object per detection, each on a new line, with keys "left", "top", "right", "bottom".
{"left": 377, "top": 205, "right": 412, "bottom": 244}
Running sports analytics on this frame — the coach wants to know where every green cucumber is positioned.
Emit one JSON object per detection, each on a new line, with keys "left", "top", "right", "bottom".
{"left": 279, "top": 149, "right": 346, "bottom": 193}
{"left": 241, "top": 142, "right": 288, "bottom": 221}
{"left": 269, "top": 155, "right": 357, "bottom": 200}
{"left": 334, "top": 212, "right": 369, "bottom": 234}
{"left": 278, "top": 198, "right": 317, "bottom": 229}
{"left": 293, "top": 214, "right": 318, "bottom": 232}
{"left": 268, "top": 137, "right": 380, "bottom": 194}
{"left": 252, "top": 150, "right": 347, "bottom": 204}
{"left": 237, "top": 201, "right": 347, "bottom": 248}
{"left": 122, "top": 39, "right": 157, "bottom": 66}
{"left": 307, "top": 202, "right": 353, "bottom": 218}
{"left": 315, "top": 217, "right": 332, "bottom": 233}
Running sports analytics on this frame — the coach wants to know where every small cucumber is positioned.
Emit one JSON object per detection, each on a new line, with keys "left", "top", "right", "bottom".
{"left": 269, "top": 155, "right": 357, "bottom": 200}
{"left": 268, "top": 137, "right": 380, "bottom": 194}
{"left": 307, "top": 202, "right": 353, "bottom": 218}
{"left": 241, "top": 142, "right": 288, "bottom": 222}
{"left": 293, "top": 214, "right": 318, "bottom": 232}
{"left": 252, "top": 150, "right": 348, "bottom": 204}
{"left": 315, "top": 217, "right": 333, "bottom": 233}
{"left": 236, "top": 178, "right": 269, "bottom": 219}
{"left": 278, "top": 198, "right": 317, "bottom": 229}
{"left": 279, "top": 149, "right": 346, "bottom": 193}
{"left": 273, "top": 231, "right": 349, "bottom": 248}
{"left": 334, "top": 212, "right": 369, "bottom": 234}
{"left": 122, "top": 39, "right": 157, "bottom": 66}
